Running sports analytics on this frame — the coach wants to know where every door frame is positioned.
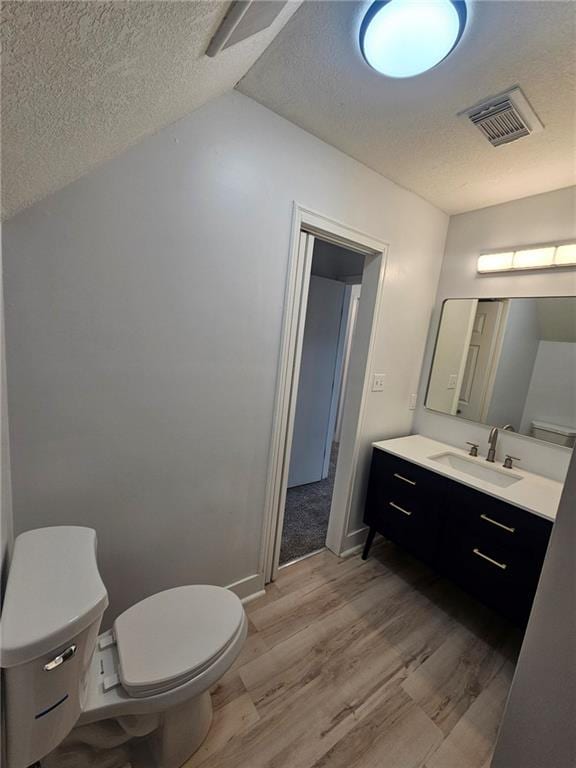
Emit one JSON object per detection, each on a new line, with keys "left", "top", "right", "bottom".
{"left": 260, "top": 203, "right": 388, "bottom": 583}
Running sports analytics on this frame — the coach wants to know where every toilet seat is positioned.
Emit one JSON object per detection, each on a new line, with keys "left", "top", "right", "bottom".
{"left": 114, "top": 585, "right": 244, "bottom": 698}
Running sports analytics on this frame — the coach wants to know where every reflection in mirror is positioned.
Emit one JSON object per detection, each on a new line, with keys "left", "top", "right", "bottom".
{"left": 426, "top": 297, "right": 576, "bottom": 447}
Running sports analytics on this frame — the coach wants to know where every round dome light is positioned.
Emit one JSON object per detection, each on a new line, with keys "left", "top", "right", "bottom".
{"left": 360, "top": 0, "right": 467, "bottom": 78}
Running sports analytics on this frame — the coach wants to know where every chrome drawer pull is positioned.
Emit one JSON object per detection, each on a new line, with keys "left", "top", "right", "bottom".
{"left": 389, "top": 501, "right": 412, "bottom": 516}
{"left": 393, "top": 473, "right": 416, "bottom": 486}
{"left": 480, "top": 514, "right": 515, "bottom": 533}
{"left": 473, "top": 548, "right": 507, "bottom": 570}
{"left": 44, "top": 645, "right": 77, "bottom": 671}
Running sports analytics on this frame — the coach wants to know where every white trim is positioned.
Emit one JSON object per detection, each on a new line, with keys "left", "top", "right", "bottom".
{"left": 259, "top": 208, "right": 306, "bottom": 581}
{"left": 261, "top": 203, "right": 388, "bottom": 583}
{"left": 270, "top": 232, "right": 314, "bottom": 578}
{"left": 339, "top": 527, "right": 371, "bottom": 556}
{"left": 226, "top": 572, "right": 265, "bottom": 601}
{"left": 262, "top": 229, "right": 315, "bottom": 582}
{"left": 325, "top": 249, "right": 388, "bottom": 556}
{"left": 240, "top": 589, "right": 266, "bottom": 606}
{"left": 339, "top": 543, "right": 364, "bottom": 559}
{"left": 341, "top": 530, "right": 384, "bottom": 559}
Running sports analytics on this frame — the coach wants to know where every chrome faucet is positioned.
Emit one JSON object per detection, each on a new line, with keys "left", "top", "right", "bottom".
{"left": 486, "top": 427, "right": 498, "bottom": 463}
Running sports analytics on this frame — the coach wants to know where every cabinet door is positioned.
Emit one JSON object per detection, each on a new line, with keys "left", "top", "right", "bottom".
{"left": 364, "top": 450, "right": 446, "bottom": 564}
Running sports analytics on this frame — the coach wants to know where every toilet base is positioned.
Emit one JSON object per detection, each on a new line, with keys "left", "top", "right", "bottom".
{"left": 42, "top": 692, "right": 214, "bottom": 768}
{"left": 151, "top": 691, "right": 213, "bottom": 768}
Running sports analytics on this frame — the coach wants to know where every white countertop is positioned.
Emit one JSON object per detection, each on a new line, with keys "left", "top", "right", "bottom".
{"left": 373, "top": 435, "right": 563, "bottom": 522}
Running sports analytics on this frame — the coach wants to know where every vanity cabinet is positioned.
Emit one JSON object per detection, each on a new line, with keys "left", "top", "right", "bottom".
{"left": 363, "top": 448, "right": 553, "bottom": 626}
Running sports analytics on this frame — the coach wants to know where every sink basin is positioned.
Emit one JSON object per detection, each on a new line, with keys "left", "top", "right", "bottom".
{"left": 429, "top": 452, "right": 522, "bottom": 488}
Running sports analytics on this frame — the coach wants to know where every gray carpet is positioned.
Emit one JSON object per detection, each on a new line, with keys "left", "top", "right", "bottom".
{"left": 280, "top": 443, "right": 339, "bottom": 565}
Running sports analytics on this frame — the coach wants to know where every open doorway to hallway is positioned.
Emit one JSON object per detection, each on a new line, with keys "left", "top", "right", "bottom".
{"left": 279, "top": 240, "right": 364, "bottom": 565}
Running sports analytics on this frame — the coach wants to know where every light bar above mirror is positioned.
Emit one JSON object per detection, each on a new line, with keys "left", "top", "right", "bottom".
{"left": 477, "top": 241, "right": 576, "bottom": 273}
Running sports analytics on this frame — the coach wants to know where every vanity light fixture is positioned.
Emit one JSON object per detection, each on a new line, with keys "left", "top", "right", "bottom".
{"left": 477, "top": 242, "right": 576, "bottom": 273}
{"left": 360, "top": 0, "right": 468, "bottom": 78}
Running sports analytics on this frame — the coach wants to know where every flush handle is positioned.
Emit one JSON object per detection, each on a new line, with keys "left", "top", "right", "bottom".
{"left": 44, "top": 644, "right": 77, "bottom": 671}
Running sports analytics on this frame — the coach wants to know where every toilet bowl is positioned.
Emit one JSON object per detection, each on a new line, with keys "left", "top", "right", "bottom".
{"left": 0, "top": 527, "right": 247, "bottom": 768}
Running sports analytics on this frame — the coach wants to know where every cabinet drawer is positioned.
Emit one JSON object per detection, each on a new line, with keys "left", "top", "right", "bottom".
{"left": 441, "top": 530, "right": 542, "bottom": 625}
{"left": 446, "top": 485, "right": 552, "bottom": 561}
{"left": 370, "top": 495, "right": 439, "bottom": 563}
{"left": 370, "top": 449, "right": 437, "bottom": 492}
{"left": 365, "top": 449, "right": 449, "bottom": 522}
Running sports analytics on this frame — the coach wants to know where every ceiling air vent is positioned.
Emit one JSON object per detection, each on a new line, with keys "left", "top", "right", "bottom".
{"left": 459, "top": 87, "right": 544, "bottom": 147}
{"left": 206, "top": 1, "right": 288, "bottom": 57}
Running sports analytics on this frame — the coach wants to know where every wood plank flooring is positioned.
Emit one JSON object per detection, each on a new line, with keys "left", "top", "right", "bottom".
{"left": 184, "top": 542, "right": 521, "bottom": 768}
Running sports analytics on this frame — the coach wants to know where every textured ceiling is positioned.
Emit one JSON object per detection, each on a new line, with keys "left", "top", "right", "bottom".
{"left": 1, "top": 0, "right": 301, "bottom": 218}
{"left": 239, "top": 1, "right": 576, "bottom": 213}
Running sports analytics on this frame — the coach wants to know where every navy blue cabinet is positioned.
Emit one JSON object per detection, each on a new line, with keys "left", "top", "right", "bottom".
{"left": 363, "top": 448, "right": 553, "bottom": 626}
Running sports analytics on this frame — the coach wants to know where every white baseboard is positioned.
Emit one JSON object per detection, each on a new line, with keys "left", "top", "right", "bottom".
{"left": 226, "top": 572, "right": 265, "bottom": 602}
{"left": 339, "top": 527, "right": 369, "bottom": 557}
{"left": 240, "top": 589, "right": 267, "bottom": 605}
{"left": 339, "top": 543, "right": 364, "bottom": 559}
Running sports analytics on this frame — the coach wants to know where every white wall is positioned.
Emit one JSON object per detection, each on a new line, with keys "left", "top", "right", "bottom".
{"left": 520, "top": 341, "right": 576, "bottom": 435}
{"left": 485, "top": 299, "right": 540, "bottom": 430}
{"left": 3, "top": 91, "right": 448, "bottom": 622}
{"left": 414, "top": 186, "right": 576, "bottom": 482}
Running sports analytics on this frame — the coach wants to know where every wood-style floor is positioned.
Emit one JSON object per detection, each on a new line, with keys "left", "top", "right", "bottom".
{"left": 184, "top": 542, "right": 521, "bottom": 768}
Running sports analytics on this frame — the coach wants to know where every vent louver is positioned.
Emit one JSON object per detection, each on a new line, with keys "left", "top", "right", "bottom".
{"left": 469, "top": 99, "right": 530, "bottom": 146}
{"left": 459, "top": 87, "right": 544, "bottom": 148}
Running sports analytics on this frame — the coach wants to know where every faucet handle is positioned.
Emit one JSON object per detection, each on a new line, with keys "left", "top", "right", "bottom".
{"left": 466, "top": 442, "right": 479, "bottom": 457}
{"left": 503, "top": 455, "right": 520, "bottom": 469}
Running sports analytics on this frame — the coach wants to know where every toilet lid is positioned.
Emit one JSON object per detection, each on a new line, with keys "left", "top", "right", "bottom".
{"left": 114, "top": 585, "right": 244, "bottom": 697}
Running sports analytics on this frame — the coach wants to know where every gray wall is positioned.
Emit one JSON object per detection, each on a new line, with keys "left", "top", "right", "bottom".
{"left": 492, "top": 447, "right": 576, "bottom": 768}
{"left": 485, "top": 299, "right": 540, "bottom": 431}
{"left": 1, "top": 259, "right": 13, "bottom": 768}
{"left": 519, "top": 341, "right": 576, "bottom": 435}
{"left": 3, "top": 91, "right": 447, "bottom": 624}
{"left": 1, "top": 269, "right": 13, "bottom": 602}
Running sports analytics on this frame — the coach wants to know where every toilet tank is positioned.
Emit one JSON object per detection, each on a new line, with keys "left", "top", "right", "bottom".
{"left": 531, "top": 420, "right": 576, "bottom": 448}
{"left": 0, "top": 527, "right": 108, "bottom": 768}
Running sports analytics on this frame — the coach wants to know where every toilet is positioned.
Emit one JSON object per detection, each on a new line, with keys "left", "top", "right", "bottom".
{"left": 0, "top": 526, "right": 248, "bottom": 768}
{"left": 531, "top": 419, "right": 576, "bottom": 448}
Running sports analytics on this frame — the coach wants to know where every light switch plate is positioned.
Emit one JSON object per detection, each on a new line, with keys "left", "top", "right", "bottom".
{"left": 372, "top": 373, "right": 387, "bottom": 392}
{"left": 447, "top": 373, "right": 458, "bottom": 390}
{"left": 408, "top": 394, "right": 417, "bottom": 410}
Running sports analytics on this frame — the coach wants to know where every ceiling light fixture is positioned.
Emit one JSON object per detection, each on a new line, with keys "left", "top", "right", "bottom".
{"left": 359, "top": 0, "right": 467, "bottom": 78}
{"left": 477, "top": 242, "right": 576, "bottom": 274}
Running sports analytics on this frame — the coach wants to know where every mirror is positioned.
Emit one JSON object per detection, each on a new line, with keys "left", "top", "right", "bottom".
{"left": 425, "top": 297, "right": 576, "bottom": 447}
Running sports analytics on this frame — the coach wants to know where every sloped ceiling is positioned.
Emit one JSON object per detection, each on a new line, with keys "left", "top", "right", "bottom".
{"left": 238, "top": 1, "right": 576, "bottom": 213}
{"left": 1, "top": 0, "right": 301, "bottom": 218}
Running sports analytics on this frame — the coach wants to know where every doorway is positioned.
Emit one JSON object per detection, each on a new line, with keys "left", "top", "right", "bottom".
{"left": 261, "top": 205, "right": 388, "bottom": 584}
{"left": 280, "top": 242, "right": 364, "bottom": 565}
